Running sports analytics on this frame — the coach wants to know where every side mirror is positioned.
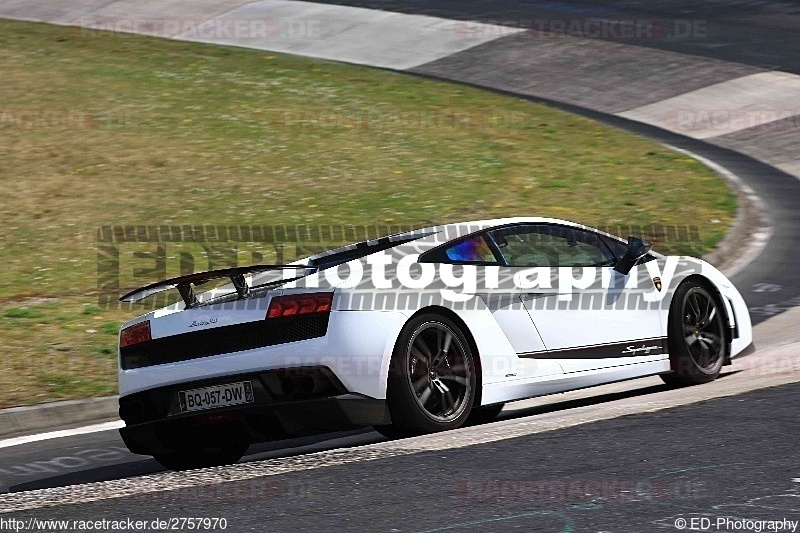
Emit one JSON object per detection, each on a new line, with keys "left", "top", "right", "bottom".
{"left": 613, "top": 236, "right": 653, "bottom": 275}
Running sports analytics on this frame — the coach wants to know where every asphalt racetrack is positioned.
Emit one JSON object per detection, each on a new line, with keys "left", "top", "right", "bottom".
{"left": 2, "top": 383, "right": 800, "bottom": 530}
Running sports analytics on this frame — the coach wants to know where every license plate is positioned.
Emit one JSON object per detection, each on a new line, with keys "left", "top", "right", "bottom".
{"left": 178, "top": 381, "right": 254, "bottom": 413}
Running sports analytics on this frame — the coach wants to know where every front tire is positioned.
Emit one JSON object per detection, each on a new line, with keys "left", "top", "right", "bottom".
{"left": 380, "top": 314, "right": 477, "bottom": 437}
{"left": 661, "top": 281, "right": 727, "bottom": 387}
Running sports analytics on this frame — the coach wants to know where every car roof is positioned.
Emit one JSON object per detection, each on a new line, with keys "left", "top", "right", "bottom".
{"left": 298, "top": 218, "right": 631, "bottom": 266}
{"left": 405, "top": 217, "right": 628, "bottom": 247}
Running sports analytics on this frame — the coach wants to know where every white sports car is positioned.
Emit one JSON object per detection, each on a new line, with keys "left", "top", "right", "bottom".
{"left": 117, "top": 218, "right": 752, "bottom": 470}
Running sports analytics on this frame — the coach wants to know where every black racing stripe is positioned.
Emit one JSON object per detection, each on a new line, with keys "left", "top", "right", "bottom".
{"left": 520, "top": 337, "right": 667, "bottom": 359}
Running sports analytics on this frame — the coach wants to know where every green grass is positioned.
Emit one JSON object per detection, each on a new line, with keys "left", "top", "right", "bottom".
{"left": 0, "top": 19, "right": 735, "bottom": 407}
{"left": 4, "top": 307, "right": 45, "bottom": 319}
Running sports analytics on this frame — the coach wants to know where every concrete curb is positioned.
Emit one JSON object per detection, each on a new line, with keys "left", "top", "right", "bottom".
{"left": 0, "top": 397, "right": 119, "bottom": 440}
{"left": 669, "top": 145, "right": 773, "bottom": 277}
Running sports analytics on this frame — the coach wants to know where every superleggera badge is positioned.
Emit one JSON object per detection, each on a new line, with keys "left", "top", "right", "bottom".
{"left": 189, "top": 318, "right": 218, "bottom": 328}
{"left": 622, "top": 344, "right": 661, "bottom": 355}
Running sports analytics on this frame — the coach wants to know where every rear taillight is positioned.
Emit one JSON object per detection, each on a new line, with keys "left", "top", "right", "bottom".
{"left": 120, "top": 320, "right": 151, "bottom": 348}
{"left": 266, "top": 293, "right": 333, "bottom": 319}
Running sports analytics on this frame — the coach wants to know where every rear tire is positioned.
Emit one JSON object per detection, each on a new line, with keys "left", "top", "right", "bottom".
{"left": 153, "top": 441, "right": 249, "bottom": 471}
{"left": 661, "top": 280, "right": 727, "bottom": 387}
{"left": 381, "top": 314, "right": 477, "bottom": 437}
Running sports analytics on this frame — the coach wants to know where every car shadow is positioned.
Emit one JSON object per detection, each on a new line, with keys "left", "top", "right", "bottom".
{"left": 486, "top": 368, "right": 742, "bottom": 424}
{"left": 6, "top": 428, "right": 381, "bottom": 493}
{"left": 478, "top": 384, "right": 672, "bottom": 425}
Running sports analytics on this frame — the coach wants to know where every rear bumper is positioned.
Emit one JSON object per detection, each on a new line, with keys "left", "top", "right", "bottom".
{"left": 118, "top": 368, "right": 390, "bottom": 456}
{"left": 119, "top": 309, "right": 410, "bottom": 401}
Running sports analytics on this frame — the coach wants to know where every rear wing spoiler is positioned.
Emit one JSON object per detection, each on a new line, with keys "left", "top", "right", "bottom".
{"left": 119, "top": 265, "right": 312, "bottom": 308}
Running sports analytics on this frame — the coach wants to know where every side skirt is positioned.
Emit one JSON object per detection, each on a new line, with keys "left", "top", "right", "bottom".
{"left": 480, "top": 359, "right": 671, "bottom": 406}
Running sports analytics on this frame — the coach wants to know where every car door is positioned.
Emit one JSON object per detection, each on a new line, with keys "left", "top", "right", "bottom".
{"left": 486, "top": 224, "right": 665, "bottom": 373}
{"left": 425, "top": 232, "right": 563, "bottom": 379}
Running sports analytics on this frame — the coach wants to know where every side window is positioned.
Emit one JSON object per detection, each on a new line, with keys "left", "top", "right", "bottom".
{"left": 443, "top": 234, "right": 498, "bottom": 263}
{"left": 601, "top": 236, "right": 629, "bottom": 263}
{"left": 489, "top": 225, "right": 616, "bottom": 267}
{"left": 489, "top": 226, "right": 557, "bottom": 267}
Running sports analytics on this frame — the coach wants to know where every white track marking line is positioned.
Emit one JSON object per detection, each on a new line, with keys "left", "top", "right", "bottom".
{"left": 0, "top": 421, "right": 124, "bottom": 450}
{"left": 618, "top": 71, "right": 800, "bottom": 139}
{"left": 0, "top": 0, "right": 525, "bottom": 71}
{"left": 169, "top": 0, "right": 525, "bottom": 69}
